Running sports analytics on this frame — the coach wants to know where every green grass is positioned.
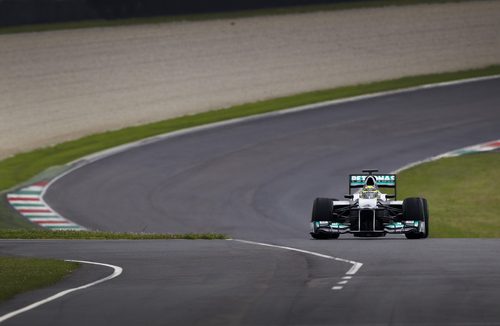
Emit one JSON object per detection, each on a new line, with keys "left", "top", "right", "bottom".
{"left": 0, "top": 65, "right": 499, "bottom": 195}
{"left": 0, "top": 257, "right": 79, "bottom": 302}
{"left": 0, "top": 229, "right": 227, "bottom": 240}
{"left": 398, "top": 152, "right": 500, "bottom": 238}
{"left": 0, "top": 196, "right": 39, "bottom": 229}
{"left": 0, "top": 0, "right": 473, "bottom": 35}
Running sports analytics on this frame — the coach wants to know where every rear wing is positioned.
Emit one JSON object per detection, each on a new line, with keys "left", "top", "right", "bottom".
{"left": 349, "top": 173, "right": 397, "bottom": 197}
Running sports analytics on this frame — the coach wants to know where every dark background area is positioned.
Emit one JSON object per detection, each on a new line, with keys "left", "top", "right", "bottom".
{"left": 0, "top": 0, "right": 356, "bottom": 27}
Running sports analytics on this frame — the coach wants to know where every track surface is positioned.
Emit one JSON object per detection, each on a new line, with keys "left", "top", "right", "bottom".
{"left": 2, "top": 79, "right": 500, "bottom": 325}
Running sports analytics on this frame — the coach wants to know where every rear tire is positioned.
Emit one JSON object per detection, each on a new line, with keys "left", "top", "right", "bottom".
{"left": 403, "top": 197, "right": 429, "bottom": 239}
{"left": 310, "top": 198, "right": 339, "bottom": 239}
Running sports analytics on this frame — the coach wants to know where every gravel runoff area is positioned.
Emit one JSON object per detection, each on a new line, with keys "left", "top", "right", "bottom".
{"left": 0, "top": 1, "right": 499, "bottom": 159}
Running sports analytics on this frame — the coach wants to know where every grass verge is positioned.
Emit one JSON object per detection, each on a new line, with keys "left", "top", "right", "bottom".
{"left": 0, "top": 229, "right": 227, "bottom": 240}
{"left": 398, "top": 152, "right": 500, "bottom": 238}
{"left": 0, "top": 257, "right": 79, "bottom": 302}
{"left": 0, "top": 65, "right": 499, "bottom": 194}
{"left": 0, "top": 0, "right": 474, "bottom": 35}
{"left": 0, "top": 196, "right": 39, "bottom": 229}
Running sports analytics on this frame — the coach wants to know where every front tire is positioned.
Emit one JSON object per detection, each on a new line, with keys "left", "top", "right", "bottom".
{"left": 310, "top": 198, "right": 339, "bottom": 239}
{"left": 403, "top": 197, "right": 429, "bottom": 239}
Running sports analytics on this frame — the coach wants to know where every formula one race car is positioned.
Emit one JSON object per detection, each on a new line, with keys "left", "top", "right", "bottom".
{"left": 310, "top": 169, "right": 429, "bottom": 239}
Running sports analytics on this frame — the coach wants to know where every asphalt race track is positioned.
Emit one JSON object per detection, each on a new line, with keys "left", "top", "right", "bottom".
{"left": 1, "top": 79, "right": 500, "bottom": 325}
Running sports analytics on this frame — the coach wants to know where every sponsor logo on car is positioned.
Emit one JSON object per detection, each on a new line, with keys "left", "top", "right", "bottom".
{"left": 350, "top": 175, "right": 395, "bottom": 182}
{"left": 350, "top": 174, "right": 396, "bottom": 186}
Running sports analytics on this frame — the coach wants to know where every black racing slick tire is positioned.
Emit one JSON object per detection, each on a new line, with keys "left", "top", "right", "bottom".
{"left": 311, "top": 198, "right": 334, "bottom": 222}
{"left": 403, "top": 197, "right": 429, "bottom": 239}
{"left": 310, "top": 198, "right": 339, "bottom": 239}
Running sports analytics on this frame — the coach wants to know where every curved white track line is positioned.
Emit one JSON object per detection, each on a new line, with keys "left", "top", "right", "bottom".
{"left": 0, "top": 260, "right": 123, "bottom": 324}
{"left": 231, "top": 239, "right": 363, "bottom": 290}
{"left": 392, "top": 138, "right": 500, "bottom": 174}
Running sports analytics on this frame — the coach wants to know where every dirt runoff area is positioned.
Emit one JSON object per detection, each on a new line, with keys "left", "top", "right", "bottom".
{"left": 0, "top": 1, "right": 499, "bottom": 159}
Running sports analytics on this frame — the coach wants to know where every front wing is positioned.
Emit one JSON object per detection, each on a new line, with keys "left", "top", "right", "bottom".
{"left": 311, "top": 220, "right": 424, "bottom": 235}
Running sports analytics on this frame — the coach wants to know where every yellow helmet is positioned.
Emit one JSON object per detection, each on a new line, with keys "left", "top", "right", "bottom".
{"left": 361, "top": 185, "right": 379, "bottom": 199}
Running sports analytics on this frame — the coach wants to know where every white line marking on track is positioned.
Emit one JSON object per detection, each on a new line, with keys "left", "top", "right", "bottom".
{"left": 342, "top": 276, "right": 352, "bottom": 280}
{"left": 0, "top": 260, "right": 123, "bottom": 324}
{"left": 85, "top": 75, "right": 498, "bottom": 166}
{"left": 338, "top": 280, "right": 349, "bottom": 285}
{"left": 230, "top": 239, "right": 362, "bottom": 291}
{"left": 392, "top": 138, "right": 500, "bottom": 174}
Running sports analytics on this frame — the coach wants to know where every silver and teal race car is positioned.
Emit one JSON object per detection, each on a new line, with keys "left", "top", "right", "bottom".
{"left": 310, "top": 169, "right": 429, "bottom": 239}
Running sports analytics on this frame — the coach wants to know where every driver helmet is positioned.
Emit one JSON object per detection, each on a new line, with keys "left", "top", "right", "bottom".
{"left": 360, "top": 185, "right": 379, "bottom": 199}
